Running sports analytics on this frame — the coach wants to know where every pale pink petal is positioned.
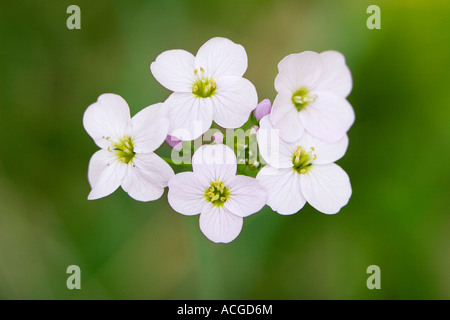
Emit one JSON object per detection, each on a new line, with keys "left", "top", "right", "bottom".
{"left": 300, "top": 163, "right": 352, "bottom": 214}
{"left": 212, "top": 76, "right": 258, "bottom": 128}
{"left": 317, "top": 50, "right": 352, "bottom": 98}
{"left": 257, "top": 115, "right": 298, "bottom": 168}
{"left": 130, "top": 103, "right": 169, "bottom": 153}
{"left": 83, "top": 93, "right": 131, "bottom": 148}
{"left": 167, "top": 172, "right": 210, "bottom": 216}
{"left": 192, "top": 144, "right": 237, "bottom": 182}
{"left": 256, "top": 166, "right": 306, "bottom": 215}
{"left": 297, "top": 132, "right": 349, "bottom": 165}
{"left": 87, "top": 153, "right": 127, "bottom": 200}
{"left": 300, "top": 90, "right": 355, "bottom": 143}
{"left": 194, "top": 37, "right": 248, "bottom": 79}
{"left": 199, "top": 203, "right": 243, "bottom": 243}
{"left": 224, "top": 175, "right": 266, "bottom": 217}
{"left": 121, "top": 153, "right": 174, "bottom": 202}
{"left": 269, "top": 92, "right": 304, "bottom": 142}
{"left": 274, "top": 51, "right": 323, "bottom": 93}
{"left": 150, "top": 49, "right": 195, "bottom": 92}
{"left": 165, "top": 92, "right": 213, "bottom": 141}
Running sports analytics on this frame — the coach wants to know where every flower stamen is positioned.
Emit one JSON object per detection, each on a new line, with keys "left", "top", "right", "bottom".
{"left": 292, "top": 87, "right": 317, "bottom": 111}
{"left": 110, "top": 136, "right": 136, "bottom": 164}
{"left": 204, "top": 180, "right": 230, "bottom": 207}
{"left": 292, "top": 145, "right": 317, "bottom": 174}
{"left": 192, "top": 66, "right": 216, "bottom": 98}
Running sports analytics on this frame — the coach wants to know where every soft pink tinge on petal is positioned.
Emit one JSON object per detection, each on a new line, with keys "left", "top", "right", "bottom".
{"left": 131, "top": 103, "right": 169, "bottom": 153}
{"left": 194, "top": 37, "right": 248, "bottom": 79}
{"left": 192, "top": 144, "right": 237, "bottom": 182}
{"left": 83, "top": 93, "right": 131, "bottom": 148}
{"left": 256, "top": 166, "right": 306, "bottom": 215}
{"left": 224, "top": 175, "right": 266, "bottom": 217}
{"left": 300, "top": 163, "right": 352, "bottom": 214}
{"left": 165, "top": 92, "right": 214, "bottom": 141}
{"left": 212, "top": 76, "right": 258, "bottom": 129}
{"left": 150, "top": 49, "right": 196, "bottom": 92}
{"left": 199, "top": 204, "right": 243, "bottom": 243}
{"left": 300, "top": 91, "right": 354, "bottom": 143}
{"left": 168, "top": 172, "right": 210, "bottom": 216}
{"left": 87, "top": 155, "right": 127, "bottom": 200}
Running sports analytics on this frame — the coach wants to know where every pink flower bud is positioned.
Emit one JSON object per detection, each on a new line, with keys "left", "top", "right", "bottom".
{"left": 165, "top": 135, "right": 182, "bottom": 150}
{"left": 253, "top": 99, "right": 272, "bottom": 121}
{"left": 212, "top": 131, "right": 224, "bottom": 144}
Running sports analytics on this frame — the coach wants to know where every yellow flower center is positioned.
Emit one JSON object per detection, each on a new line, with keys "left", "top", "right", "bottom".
{"left": 107, "top": 136, "right": 135, "bottom": 164}
{"left": 204, "top": 180, "right": 230, "bottom": 207}
{"left": 192, "top": 67, "right": 216, "bottom": 98}
{"left": 292, "top": 145, "right": 316, "bottom": 174}
{"left": 292, "top": 87, "right": 317, "bottom": 111}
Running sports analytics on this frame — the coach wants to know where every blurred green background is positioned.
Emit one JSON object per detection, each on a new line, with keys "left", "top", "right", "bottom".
{"left": 0, "top": 0, "right": 449, "bottom": 299}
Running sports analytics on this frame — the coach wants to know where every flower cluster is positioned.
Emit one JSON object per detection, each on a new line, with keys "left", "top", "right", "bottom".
{"left": 83, "top": 37, "right": 354, "bottom": 243}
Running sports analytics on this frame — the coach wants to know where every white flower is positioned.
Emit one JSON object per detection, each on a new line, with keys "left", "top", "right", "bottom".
{"left": 167, "top": 144, "right": 266, "bottom": 243}
{"left": 150, "top": 37, "right": 258, "bottom": 141}
{"left": 270, "top": 50, "right": 354, "bottom": 143}
{"left": 83, "top": 93, "right": 174, "bottom": 201}
{"left": 256, "top": 116, "right": 351, "bottom": 215}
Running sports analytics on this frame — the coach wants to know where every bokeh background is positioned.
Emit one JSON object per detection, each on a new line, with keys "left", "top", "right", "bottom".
{"left": 0, "top": 0, "right": 449, "bottom": 299}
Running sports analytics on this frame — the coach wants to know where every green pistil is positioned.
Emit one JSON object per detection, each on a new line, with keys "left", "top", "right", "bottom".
{"left": 292, "top": 87, "right": 316, "bottom": 111}
{"left": 192, "top": 67, "right": 216, "bottom": 98}
{"left": 292, "top": 146, "right": 313, "bottom": 174}
{"left": 204, "top": 180, "right": 230, "bottom": 207}
{"left": 110, "top": 136, "right": 135, "bottom": 164}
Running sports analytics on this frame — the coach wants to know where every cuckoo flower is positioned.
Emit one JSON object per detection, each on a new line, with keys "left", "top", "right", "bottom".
{"left": 168, "top": 144, "right": 266, "bottom": 243}
{"left": 150, "top": 37, "right": 258, "bottom": 141}
{"left": 270, "top": 51, "right": 354, "bottom": 143}
{"left": 256, "top": 116, "right": 351, "bottom": 215}
{"left": 83, "top": 93, "right": 174, "bottom": 201}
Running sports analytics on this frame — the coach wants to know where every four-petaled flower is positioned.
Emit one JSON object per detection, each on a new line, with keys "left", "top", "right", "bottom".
{"left": 270, "top": 50, "right": 354, "bottom": 143}
{"left": 150, "top": 37, "right": 258, "bottom": 141}
{"left": 256, "top": 116, "right": 351, "bottom": 215}
{"left": 84, "top": 41, "right": 355, "bottom": 244}
{"left": 167, "top": 144, "right": 266, "bottom": 243}
{"left": 83, "top": 93, "right": 174, "bottom": 201}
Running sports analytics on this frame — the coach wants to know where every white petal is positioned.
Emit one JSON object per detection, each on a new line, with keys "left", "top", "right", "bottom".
{"left": 274, "top": 51, "right": 323, "bottom": 93}
{"left": 300, "top": 91, "right": 355, "bottom": 143}
{"left": 297, "top": 132, "right": 349, "bottom": 165}
{"left": 150, "top": 49, "right": 195, "bottom": 92}
{"left": 224, "top": 175, "right": 266, "bottom": 217}
{"left": 87, "top": 154, "right": 127, "bottom": 200}
{"left": 269, "top": 92, "right": 304, "bottom": 142}
{"left": 87, "top": 149, "right": 116, "bottom": 188}
{"left": 165, "top": 92, "right": 213, "bottom": 141}
{"left": 121, "top": 153, "right": 174, "bottom": 202}
{"left": 199, "top": 203, "right": 243, "bottom": 243}
{"left": 212, "top": 76, "right": 258, "bottom": 128}
{"left": 192, "top": 144, "right": 237, "bottom": 182}
{"left": 130, "top": 103, "right": 169, "bottom": 153}
{"left": 194, "top": 37, "right": 248, "bottom": 79}
{"left": 257, "top": 115, "right": 298, "bottom": 168}
{"left": 317, "top": 51, "right": 352, "bottom": 98}
{"left": 256, "top": 166, "right": 306, "bottom": 215}
{"left": 168, "top": 172, "right": 210, "bottom": 216}
{"left": 300, "top": 163, "right": 352, "bottom": 214}
{"left": 83, "top": 93, "right": 131, "bottom": 148}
